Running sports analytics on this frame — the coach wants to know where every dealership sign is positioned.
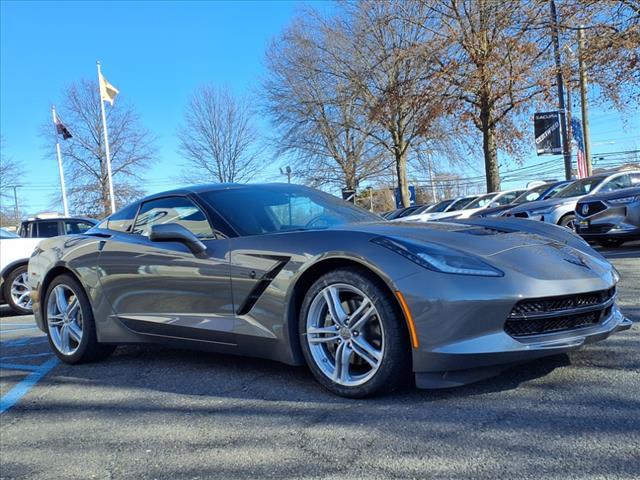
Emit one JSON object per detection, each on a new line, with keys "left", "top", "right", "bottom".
{"left": 534, "top": 111, "right": 563, "bottom": 155}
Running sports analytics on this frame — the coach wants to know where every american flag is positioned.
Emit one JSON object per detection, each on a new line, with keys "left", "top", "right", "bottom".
{"left": 571, "top": 117, "right": 588, "bottom": 178}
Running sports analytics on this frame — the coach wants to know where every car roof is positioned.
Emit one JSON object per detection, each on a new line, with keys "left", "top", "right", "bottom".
{"left": 139, "top": 182, "right": 302, "bottom": 203}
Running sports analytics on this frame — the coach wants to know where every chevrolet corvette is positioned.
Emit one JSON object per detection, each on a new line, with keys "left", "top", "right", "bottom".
{"left": 28, "top": 183, "right": 631, "bottom": 397}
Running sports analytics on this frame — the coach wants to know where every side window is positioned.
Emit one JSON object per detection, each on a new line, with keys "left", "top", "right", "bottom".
{"left": 106, "top": 203, "right": 140, "bottom": 233}
{"left": 496, "top": 192, "right": 518, "bottom": 205}
{"left": 18, "top": 223, "right": 27, "bottom": 237}
{"left": 37, "top": 221, "right": 61, "bottom": 238}
{"left": 600, "top": 175, "right": 630, "bottom": 192}
{"left": 133, "top": 197, "right": 214, "bottom": 239}
{"left": 630, "top": 173, "right": 640, "bottom": 186}
{"left": 64, "top": 221, "right": 94, "bottom": 235}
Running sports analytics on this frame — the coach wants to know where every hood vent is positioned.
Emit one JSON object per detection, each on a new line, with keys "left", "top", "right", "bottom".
{"left": 454, "top": 226, "right": 509, "bottom": 236}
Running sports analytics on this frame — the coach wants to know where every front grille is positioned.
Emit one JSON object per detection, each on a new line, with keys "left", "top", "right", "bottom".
{"left": 577, "top": 201, "right": 607, "bottom": 217}
{"left": 506, "top": 288, "right": 615, "bottom": 337}
{"left": 514, "top": 212, "right": 529, "bottom": 218}
{"left": 577, "top": 223, "right": 614, "bottom": 234}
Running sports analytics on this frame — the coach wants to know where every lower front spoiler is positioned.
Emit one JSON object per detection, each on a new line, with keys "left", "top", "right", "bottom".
{"left": 415, "top": 307, "right": 632, "bottom": 389}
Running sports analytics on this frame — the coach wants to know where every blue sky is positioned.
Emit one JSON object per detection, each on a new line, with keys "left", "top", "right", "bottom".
{"left": 1, "top": 0, "right": 638, "bottom": 214}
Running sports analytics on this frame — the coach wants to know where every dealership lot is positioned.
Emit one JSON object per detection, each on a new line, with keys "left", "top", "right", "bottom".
{"left": 1, "top": 244, "right": 638, "bottom": 480}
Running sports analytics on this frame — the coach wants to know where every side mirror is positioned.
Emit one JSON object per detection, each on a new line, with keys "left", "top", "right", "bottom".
{"left": 149, "top": 223, "right": 207, "bottom": 255}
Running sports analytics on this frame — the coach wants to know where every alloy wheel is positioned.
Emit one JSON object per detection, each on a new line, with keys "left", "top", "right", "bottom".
{"left": 47, "top": 284, "right": 84, "bottom": 355}
{"left": 305, "top": 283, "right": 384, "bottom": 387}
{"left": 10, "top": 272, "right": 32, "bottom": 311}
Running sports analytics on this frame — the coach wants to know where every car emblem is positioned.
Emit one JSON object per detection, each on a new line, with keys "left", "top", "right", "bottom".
{"left": 564, "top": 253, "right": 590, "bottom": 270}
{"left": 581, "top": 204, "right": 589, "bottom": 216}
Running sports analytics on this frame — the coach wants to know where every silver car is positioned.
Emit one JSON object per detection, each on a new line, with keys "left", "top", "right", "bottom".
{"left": 575, "top": 186, "right": 640, "bottom": 247}
{"left": 506, "top": 170, "right": 640, "bottom": 229}
{"left": 28, "top": 183, "right": 631, "bottom": 397}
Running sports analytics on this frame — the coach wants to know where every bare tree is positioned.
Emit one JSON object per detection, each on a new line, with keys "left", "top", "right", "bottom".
{"left": 178, "top": 85, "right": 261, "bottom": 184}
{"left": 342, "top": 0, "right": 454, "bottom": 206}
{"left": 0, "top": 136, "right": 23, "bottom": 226}
{"left": 263, "top": 16, "right": 387, "bottom": 191}
{"left": 45, "top": 80, "right": 157, "bottom": 218}
{"left": 421, "top": 0, "right": 553, "bottom": 192}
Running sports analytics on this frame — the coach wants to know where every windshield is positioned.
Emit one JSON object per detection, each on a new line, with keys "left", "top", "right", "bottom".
{"left": 542, "top": 181, "right": 571, "bottom": 199}
{"left": 447, "top": 196, "right": 476, "bottom": 211}
{"left": 464, "top": 193, "right": 496, "bottom": 209}
{"left": 429, "top": 199, "right": 455, "bottom": 213}
{"left": 0, "top": 228, "right": 19, "bottom": 239}
{"left": 200, "top": 185, "right": 381, "bottom": 236}
{"left": 554, "top": 176, "right": 606, "bottom": 198}
{"left": 513, "top": 184, "right": 550, "bottom": 204}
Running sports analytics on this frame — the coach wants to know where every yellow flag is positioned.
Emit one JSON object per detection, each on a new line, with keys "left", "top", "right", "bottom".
{"left": 99, "top": 72, "right": 119, "bottom": 106}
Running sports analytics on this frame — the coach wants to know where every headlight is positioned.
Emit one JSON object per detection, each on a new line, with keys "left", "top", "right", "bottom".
{"left": 613, "top": 266, "right": 621, "bottom": 283}
{"left": 608, "top": 195, "right": 639, "bottom": 205}
{"left": 372, "top": 237, "right": 504, "bottom": 277}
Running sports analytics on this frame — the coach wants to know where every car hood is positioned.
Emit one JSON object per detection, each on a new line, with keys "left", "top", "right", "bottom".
{"left": 334, "top": 219, "right": 612, "bottom": 280}
{"left": 336, "top": 219, "right": 585, "bottom": 258}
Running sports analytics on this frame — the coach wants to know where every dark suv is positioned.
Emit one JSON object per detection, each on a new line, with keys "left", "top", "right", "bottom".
{"left": 18, "top": 216, "right": 98, "bottom": 238}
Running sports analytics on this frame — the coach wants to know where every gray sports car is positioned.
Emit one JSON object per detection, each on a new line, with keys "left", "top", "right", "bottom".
{"left": 28, "top": 183, "right": 631, "bottom": 397}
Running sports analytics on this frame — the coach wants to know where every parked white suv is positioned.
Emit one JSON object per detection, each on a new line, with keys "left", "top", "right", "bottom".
{"left": 0, "top": 228, "right": 42, "bottom": 314}
{"left": 505, "top": 170, "right": 640, "bottom": 229}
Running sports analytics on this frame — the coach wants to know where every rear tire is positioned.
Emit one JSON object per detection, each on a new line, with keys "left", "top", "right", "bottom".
{"left": 299, "top": 268, "right": 410, "bottom": 398}
{"left": 44, "top": 274, "right": 115, "bottom": 364}
{"left": 3, "top": 264, "right": 32, "bottom": 315}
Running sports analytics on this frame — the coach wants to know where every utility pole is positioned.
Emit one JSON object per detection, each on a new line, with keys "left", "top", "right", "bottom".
{"left": 549, "top": 0, "right": 572, "bottom": 180}
{"left": 12, "top": 185, "right": 19, "bottom": 225}
{"left": 427, "top": 152, "right": 437, "bottom": 202}
{"left": 578, "top": 25, "right": 593, "bottom": 175}
{"left": 52, "top": 105, "right": 70, "bottom": 217}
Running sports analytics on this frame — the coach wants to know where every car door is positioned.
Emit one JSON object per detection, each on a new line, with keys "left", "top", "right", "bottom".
{"left": 97, "top": 195, "right": 235, "bottom": 345}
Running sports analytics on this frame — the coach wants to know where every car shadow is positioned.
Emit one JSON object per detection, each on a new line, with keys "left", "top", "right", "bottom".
{"left": 35, "top": 342, "right": 578, "bottom": 405}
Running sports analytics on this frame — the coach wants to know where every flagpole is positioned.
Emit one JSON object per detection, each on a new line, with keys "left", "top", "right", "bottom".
{"left": 97, "top": 61, "right": 116, "bottom": 214}
{"left": 51, "top": 105, "right": 70, "bottom": 217}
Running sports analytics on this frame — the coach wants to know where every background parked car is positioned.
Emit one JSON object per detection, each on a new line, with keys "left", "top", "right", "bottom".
{"left": 506, "top": 170, "right": 640, "bottom": 229}
{"left": 18, "top": 214, "right": 98, "bottom": 238}
{"left": 0, "top": 228, "right": 42, "bottom": 314}
{"left": 436, "top": 189, "right": 526, "bottom": 220}
{"left": 575, "top": 186, "right": 640, "bottom": 247}
{"left": 472, "top": 180, "right": 573, "bottom": 218}
{"left": 400, "top": 195, "right": 478, "bottom": 222}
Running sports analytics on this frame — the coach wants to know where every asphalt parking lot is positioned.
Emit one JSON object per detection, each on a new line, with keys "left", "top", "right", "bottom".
{"left": 1, "top": 244, "right": 639, "bottom": 480}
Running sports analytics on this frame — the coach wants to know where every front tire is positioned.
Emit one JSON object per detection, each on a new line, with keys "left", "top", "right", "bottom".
{"left": 4, "top": 264, "right": 32, "bottom": 315}
{"left": 44, "top": 274, "right": 115, "bottom": 364}
{"left": 559, "top": 213, "right": 576, "bottom": 231}
{"left": 299, "top": 268, "right": 410, "bottom": 398}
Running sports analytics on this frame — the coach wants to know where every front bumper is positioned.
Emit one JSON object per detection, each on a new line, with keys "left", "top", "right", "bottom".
{"left": 575, "top": 203, "right": 640, "bottom": 241}
{"left": 394, "top": 264, "right": 630, "bottom": 389}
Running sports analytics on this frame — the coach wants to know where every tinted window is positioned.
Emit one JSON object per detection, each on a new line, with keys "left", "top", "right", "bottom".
{"left": 542, "top": 181, "right": 571, "bottom": 199}
{"left": 64, "top": 220, "right": 94, "bottom": 235}
{"left": 631, "top": 173, "right": 640, "bottom": 185}
{"left": 105, "top": 203, "right": 140, "bottom": 233}
{"left": 429, "top": 199, "right": 455, "bottom": 213}
{"left": 133, "top": 197, "right": 214, "bottom": 239}
{"left": 201, "top": 185, "right": 379, "bottom": 236}
{"left": 37, "top": 221, "right": 60, "bottom": 237}
{"left": 448, "top": 197, "right": 476, "bottom": 211}
{"left": 555, "top": 176, "right": 606, "bottom": 198}
{"left": 495, "top": 191, "right": 522, "bottom": 206}
{"left": 600, "top": 174, "right": 631, "bottom": 193}
{"left": 464, "top": 194, "right": 496, "bottom": 209}
{"left": 514, "top": 184, "right": 550, "bottom": 204}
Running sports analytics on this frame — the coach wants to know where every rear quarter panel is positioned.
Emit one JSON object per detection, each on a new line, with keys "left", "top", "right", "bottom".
{"left": 28, "top": 235, "right": 105, "bottom": 331}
